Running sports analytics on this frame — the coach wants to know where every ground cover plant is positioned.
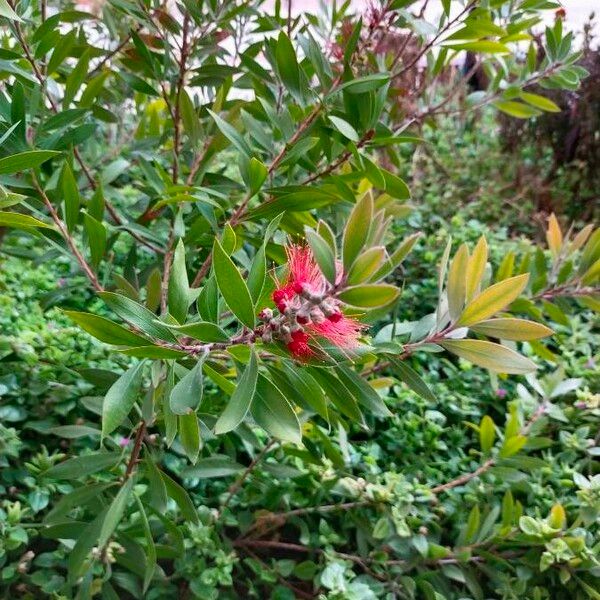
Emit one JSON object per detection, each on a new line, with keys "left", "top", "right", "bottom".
{"left": 0, "top": 0, "right": 599, "bottom": 598}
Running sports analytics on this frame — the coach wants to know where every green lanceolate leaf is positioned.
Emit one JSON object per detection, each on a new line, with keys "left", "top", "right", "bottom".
{"left": 84, "top": 213, "right": 106, "bottom": 268}
{"left": 212, "top": 238, "right": 255, "bottom": 328}
{"left": 182, "top": 455, "right": 245, "bottom": 478}
{"left": 97, "top": 477, "right": 134, "bottom": 549}
{"left": 466, "top": 236, "right": 488, "bottom": 301}
{"left": 276, "top": 31, "right": 301, "bottom": 98}
{"left": 168, "top": 239, "right": 190, "bottom": 323}
{"left": 160, "top": 471, "right": 199, "bottom": 524}
{"left": 99, "top": 292, "right": 178, "bottom": 342}
{"left": 247, "top": 244, "right": 266, "bottom": 303}
{"left": 61, "top": 163, "right": 80, "bottom": 233}
{"left": 251, "top": 374, "right": 301, "bottom": 444}
{"left": 64, "top": 310, "right": 150, "bottom": 346}
{"left": 0, "top": 150, "right": 59, "bottom": 174}
{"left": 347, "top": 246, "right": 385, "bottom": 285}
{"left": 215, "top": 349, "right": 258, "bottom": 434}
{"left": 480, "top": 415, "right": 496, "bottom": 454}
{"left": 389, "top": 357, "right": 436, "bottom": 402}
{"left": 45, "top": 452, "right": 121, "bottom": 480}
{"left": 338, "top": 284, "right": 400, "bottom": 308}
{"left": 441, "top": 339, "right": 537, "bottom": 374}
{"left": 179, "top": 413, "right": 201, "bottom": 463}
{"left": 162, "top": 321, "right": 229, "bottom": 342}
{"left": 343, "top": 192, "right": 373, "bottom": 270}
{"left": 134, "top": 496, "right": 157, "bottom": 593}
{"left": 447, "top": 243, "right": 469, "bottom": 321}
{"left": 170, "top": 358, "right": 205, "bottom": 415}
{"left": 0, "top": 212, "right": 52, "bottom": 229}
{"left": 102, "top": 362, "right": 145, "bottom": 436}
{"left": 306, "top": 228, "right": 336, "bottom": 284}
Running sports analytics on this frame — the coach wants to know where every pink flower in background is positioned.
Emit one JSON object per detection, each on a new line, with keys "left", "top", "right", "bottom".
{"left": 118, "top": 437, "right": 130, "bottom": 448}
{"left": 496, "top": 388, "right": 507, "bottom": 399}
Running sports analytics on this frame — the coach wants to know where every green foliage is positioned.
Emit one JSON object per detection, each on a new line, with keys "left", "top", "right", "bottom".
{"left": 0, "top": 0, "right": 598, "bottom": 598}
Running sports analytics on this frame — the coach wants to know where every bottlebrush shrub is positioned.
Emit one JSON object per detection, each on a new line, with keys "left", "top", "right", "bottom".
{"left": 0, "top": 0, "right": 598, "bottom": 596}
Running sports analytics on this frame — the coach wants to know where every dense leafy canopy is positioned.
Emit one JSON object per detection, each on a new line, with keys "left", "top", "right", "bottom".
{"left": 0, "top": 0, "right": 599, "bottom": 598}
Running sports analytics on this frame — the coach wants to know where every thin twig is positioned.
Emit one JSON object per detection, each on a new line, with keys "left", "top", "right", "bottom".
{"left": 220, "top": 440, "right": 276, "bottom": 513}
{"left": 31, "top": 174, "right": 103, "bottom": 292}
{"left": 125, "top": 420, "right": 147, "bottom": 479}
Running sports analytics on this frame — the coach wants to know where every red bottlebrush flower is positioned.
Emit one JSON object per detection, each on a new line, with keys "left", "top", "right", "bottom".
{"left": 286, "top": 330, "right": 313, "bottom": 359}
{"left": 309, "top": 315, "right": 363, "bottom": 348}
{"left": 272, "top": 284, "right": 295, "bottom": 312}
{"left": 272, "top": 244, "right": 325, "bottom": 311}
{"left": 286, "top": 244, "right": 325, "bottom": 294}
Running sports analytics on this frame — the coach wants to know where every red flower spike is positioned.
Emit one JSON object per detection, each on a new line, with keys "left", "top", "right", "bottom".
{"left": 286, "top": 330, "right": 313, "bottom": 359}
{"left": 328, "top": 311, "right": 343, "bottom": 323}
{"left": 286, "top": 244, "right": 324, "bottom": 295}
{"left": 272, "top": 285, "right": 295, "bottom": 312}
{"left": 309, "top": 315, "right": 363, "bottom": 348}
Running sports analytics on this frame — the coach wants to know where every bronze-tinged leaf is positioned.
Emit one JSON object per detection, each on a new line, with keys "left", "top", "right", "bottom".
{"left": 471, "top": 318, "right": 553, "bottom": 341}
{"left": 546, "top": 213, "right": 563, "bottom": 259}
{"left": 457, "top": 274, "right": 529, "bottom": 327}
{"left": 441, "top": 339, "right": 536, "bottom": 374}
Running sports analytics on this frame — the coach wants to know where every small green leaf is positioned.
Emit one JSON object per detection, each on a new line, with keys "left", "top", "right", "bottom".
{"left": 61, "top": 163, "right": 80, "bottom": 232}
{"left": 246, "top": 157, "right": 267, "bottom": 195}
{"left": 389, "top": 357, "right": 436, "bottom": 402}
{"left": 251, "top": 375, "right": 301, "bottom": 443}
{"left": 168, "top": 240, "right": 190, "bottom": 323}
{"left": 207, "top": 109, "right": 252, "bottom": 158}
{"left": 98, "top": 478, "right": 134, "bottom": 549}
{"left": 480, "top": 415, "right": 496, "bottom": 454}
{"left": 306, "top": 229, "right": 336, "bottom": 284}
{"left": 247, "top": 245, "right": 266, "bottom": 303}
{"left": 500, "top": 434, "right": 527, "bottom": 458}
{"left": 182, "top": 455, "right": 245, "bottom": 478}
{"left": 160, "top": 471, "right": 199, "bottom": 524}
{"left": 346, "top": 246, "right": 385, "bottom": 285}
{"left": 83, "top": 213, "right": 106, "bottom": 268}
{"left": 343, "top": 193, "right": 373, "bottom": 270}
{"left": 447, "top": 243, "right": 469, "bottom": 321}
{"left": 212, "top": 238, "right": 255, "bottom": 328}
{"left": 170, "top": 359, "right": 204, "bottom": 415}
{"left": 215, "top": 350, "right": 258, "bottom": 434}
{"left": 179, "top": 413, "right": 201, "bottom": 463}
{"left": 45, "top": 452, "right": 120, "bottom": 480}
{"left": 64, "top": 310, "right": 150, "bottom": 346}
{"left": 0, "top": 212, "right": 52, "bottom": 229}
{"left": 520, "top": 92, "right": 561, "bottom": 112}
{"left": 99, "top": 292, "right": 178, "bottom": 342}
{"left": 102, "top": 362, "right": 145, "bottom": 436}
{"left": 494, "top": 100, "right": 541, "bottom": 118}
{"left": 162, "top": 321, "right": 228, "bottom": 342}
{"left": 0, "top": 150, "right": 59, "bottom": 174}
{"left": 276, "top": 31, "right": 301, "bottom": 97}
{"left": 334, "top": 72, "right": 390, "bottom": 95}
{"left": 134, "top": 496, "right": 157, "bottom": 594}
{"left": 329, "top": 115, "right": 359, "bottom": 142}
{"left": 338, "top": 284, "right": 400, "bottom": 308}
